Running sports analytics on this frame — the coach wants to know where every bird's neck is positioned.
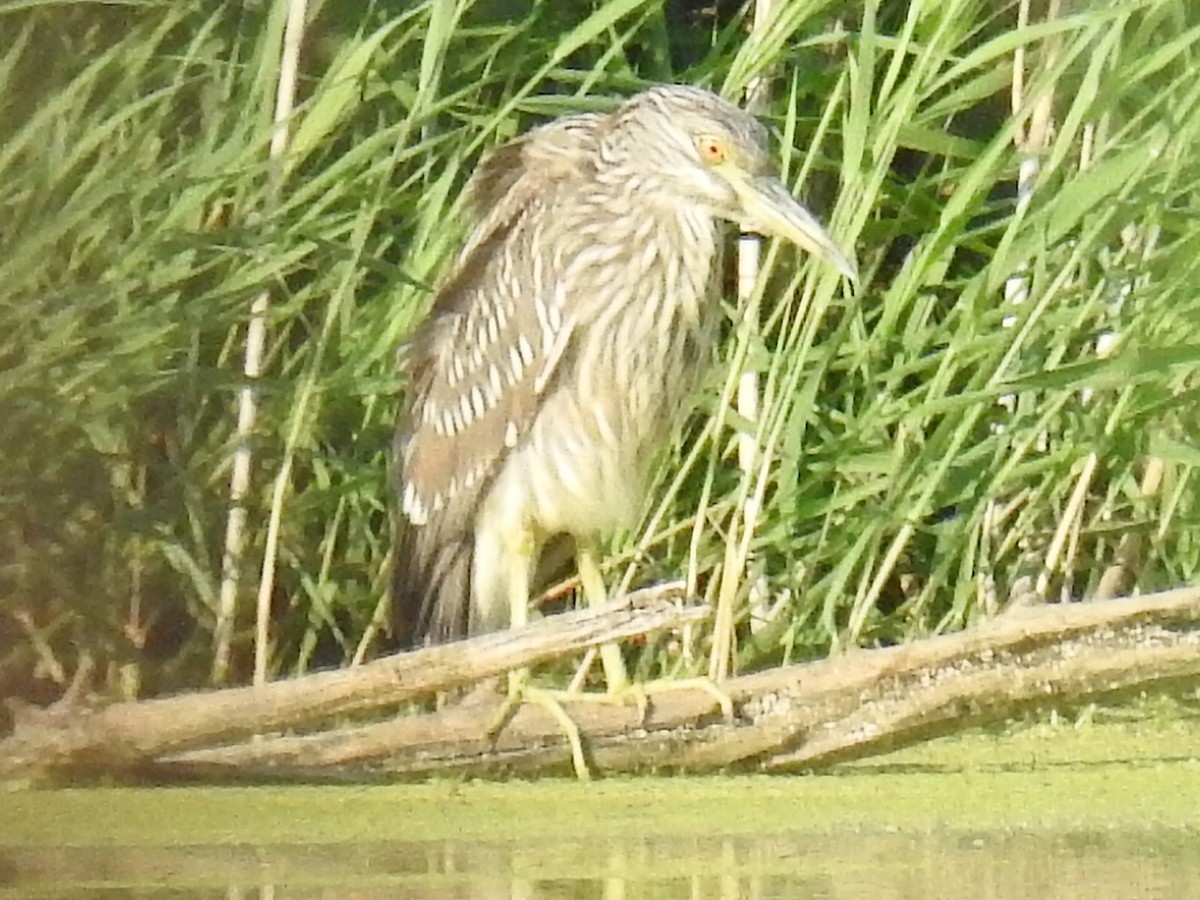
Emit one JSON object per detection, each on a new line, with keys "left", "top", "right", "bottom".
{"left": 565, "top": 188, "right": 721, "bottom": 325}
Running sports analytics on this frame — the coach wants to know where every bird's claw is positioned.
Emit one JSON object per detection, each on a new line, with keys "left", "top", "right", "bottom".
{"left": 630, "top": 675, "right": 737, "bottom": 724}
{"left": 486, "top": 669, "right": 592, "bottom": 781}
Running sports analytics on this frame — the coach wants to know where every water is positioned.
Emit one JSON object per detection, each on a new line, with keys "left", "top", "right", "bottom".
{"left": 3, "top": 713, "right": 1199, "bottom": 898}
{"left": 3, "top": 828, "right": 1198, "bottom": 898}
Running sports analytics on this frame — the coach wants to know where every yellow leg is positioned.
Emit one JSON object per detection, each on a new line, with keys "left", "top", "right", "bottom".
{"left": 639, "top": 676, "right": 735, "bottom": 721}
{"left": 484, "top": 536, "right": 733, "bottom": 779}
{"left": 487, "top": 669, "right": 591, "bottom": 780}
{"left": 576, "top": 542, "right": 628, "bottom": 693}
{"left": 482, "top": 524, "right": 592, "bottom": 779}
{"left": 571, "top": 545, "right": 734, "bottom": 723}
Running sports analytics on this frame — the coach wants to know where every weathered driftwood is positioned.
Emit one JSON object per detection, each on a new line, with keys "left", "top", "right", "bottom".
{"left": 0, "top": 586, "right": 705, "bottom": 782}
{"left": 3, "top": 583, "right": 1198, "bottom": 783}
{"left": 159, "top": 583, "right": 1200, "bottom": 781}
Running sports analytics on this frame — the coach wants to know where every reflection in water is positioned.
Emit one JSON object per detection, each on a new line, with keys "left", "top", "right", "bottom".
{"left": 2, "top": 830, "right": 1199, "bottom": 899}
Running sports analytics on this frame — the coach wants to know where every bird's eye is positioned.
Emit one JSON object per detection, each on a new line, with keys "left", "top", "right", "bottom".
{"left": 697, "top": 136, "right": 727, "bottom": 164}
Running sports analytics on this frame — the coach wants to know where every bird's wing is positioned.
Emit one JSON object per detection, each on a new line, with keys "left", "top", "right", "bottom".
{"left": 391, "top": 212, "right": 577, "bottom": 643}
{"left": 464, "top": 112, "right": 605, "bottom": 249}
{"left": 396, "top": 224, "right": 575, "bottom": 532}
{"left": 396, "top": 112, "right": 604, "bottom": 527}
{"left": 391, "top": 116, "right": 601, "bottom": 642}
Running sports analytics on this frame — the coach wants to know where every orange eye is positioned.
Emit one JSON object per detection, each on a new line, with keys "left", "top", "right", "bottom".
{"left": 697, "top": 136, "right": 727, "bottom": 164}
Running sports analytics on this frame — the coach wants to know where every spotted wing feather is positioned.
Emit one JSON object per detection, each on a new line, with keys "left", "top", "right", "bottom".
{"left": 391, "top": 114, "right": 600, "bottom": 646}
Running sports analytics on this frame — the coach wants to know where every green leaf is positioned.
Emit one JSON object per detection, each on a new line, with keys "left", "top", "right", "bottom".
{"left": 289, "top": 19, "right": 405, "bottom": 167}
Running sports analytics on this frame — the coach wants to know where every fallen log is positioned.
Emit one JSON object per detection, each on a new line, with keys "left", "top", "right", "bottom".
{"left": 160, "top": 583, "right": 1200, "bottom": 780}
{"left": 0, "top": 585, "right": 704, "bottom": 783}
{"left": 4, "top": 583, "right": 1199, "bottom": 784}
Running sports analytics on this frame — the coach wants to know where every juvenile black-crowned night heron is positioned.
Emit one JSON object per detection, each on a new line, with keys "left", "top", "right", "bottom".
{"left": 392, "top": 85, "right": 856, "bottom": 692}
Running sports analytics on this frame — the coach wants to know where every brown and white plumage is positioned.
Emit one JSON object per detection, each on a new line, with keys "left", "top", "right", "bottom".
{"left": 391, "top": 85, "right": 855, "bottom": 649}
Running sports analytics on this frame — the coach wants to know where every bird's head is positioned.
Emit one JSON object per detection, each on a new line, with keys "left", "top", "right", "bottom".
{"left": 608, "top": 85, "right": 858, "bottom": 283}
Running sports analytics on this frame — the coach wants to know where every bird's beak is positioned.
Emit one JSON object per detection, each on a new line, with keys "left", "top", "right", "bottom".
{"left": 727, "top": 171, "right": 858, "bottom": 285}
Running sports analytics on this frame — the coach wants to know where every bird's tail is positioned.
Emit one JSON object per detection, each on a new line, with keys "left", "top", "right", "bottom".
{"left": 390, "top": 519, "right": 474, "bottom": 649}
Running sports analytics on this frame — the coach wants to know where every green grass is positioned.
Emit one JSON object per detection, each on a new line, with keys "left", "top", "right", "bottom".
{"left": 2, "top": 0, "right": 1199, "bottom": 698}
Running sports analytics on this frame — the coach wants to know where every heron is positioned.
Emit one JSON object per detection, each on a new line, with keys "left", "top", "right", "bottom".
{"left": 391, "top": 85, "right": 856, "bottom": 761}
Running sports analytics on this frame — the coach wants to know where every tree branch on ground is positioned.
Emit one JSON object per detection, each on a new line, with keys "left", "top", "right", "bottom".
{"left": 2, "top": 583, "right": 1198, "bottom": 784}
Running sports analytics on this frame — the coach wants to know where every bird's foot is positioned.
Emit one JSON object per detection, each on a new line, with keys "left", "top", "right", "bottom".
{"left": 484, "top": 672, "right": 736, "bottom": 782}
{"left": 568, "top": 645, "right": 736, "bottom": 724}
{"left": 550, "top": 673, "right": 737, "bottom": 731}
{"left": 614, "top": 675, "right": 737, "bottom": 725}
{"left": 486, "top": 669, "right": 591, "bottom": 781}
{"left": 633, "top": 676, "right": 734, "bottom": 724}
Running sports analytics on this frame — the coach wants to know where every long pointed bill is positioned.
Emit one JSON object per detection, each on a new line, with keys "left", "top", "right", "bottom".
{"left": 729, "top": 173, "right": 858, "bottom": 285}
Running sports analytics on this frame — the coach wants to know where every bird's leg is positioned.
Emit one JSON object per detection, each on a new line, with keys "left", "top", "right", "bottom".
{"left": 483, "top": 526, "right": 591, "bottom": 779}
{"left": 575, "top": 542, "right": 629, "bottom": 693}
{"left": 573, "top": 544, "right": 736, "bottom": 724}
